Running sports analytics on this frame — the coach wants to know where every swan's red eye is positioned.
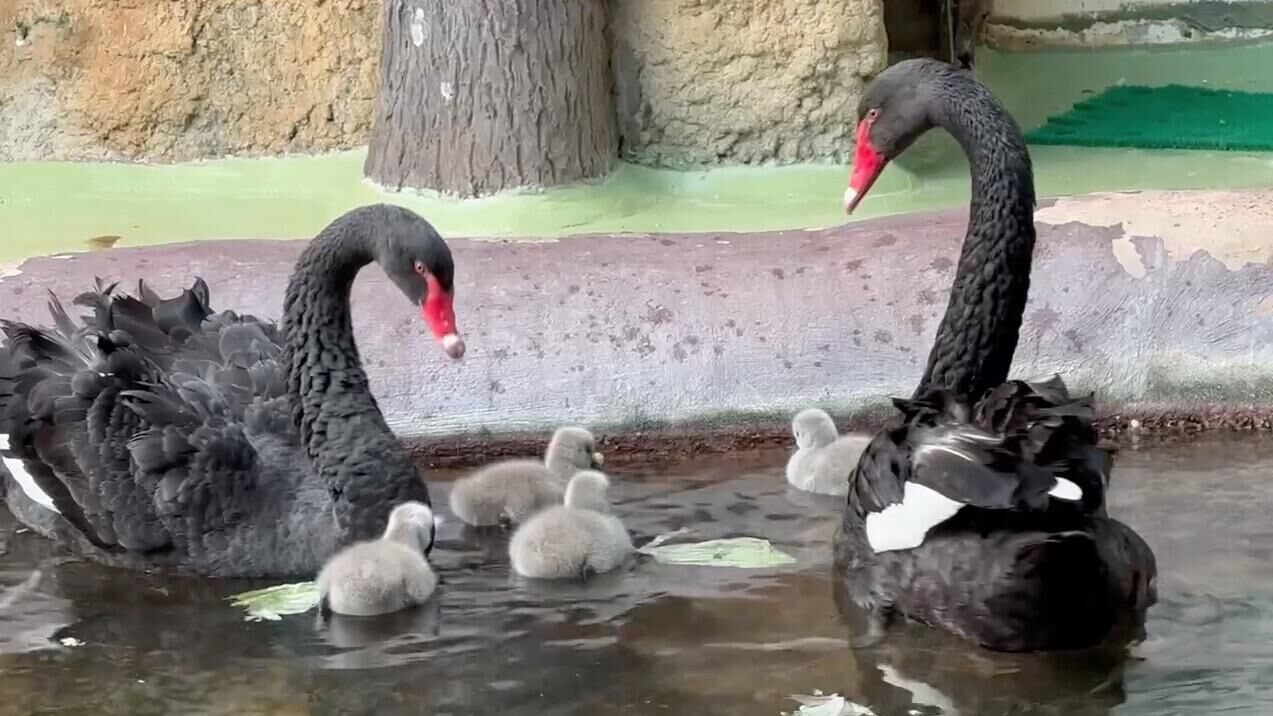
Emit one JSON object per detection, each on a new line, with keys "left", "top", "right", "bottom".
{"left": 413, "top": 260, "right": 427, "bottom": 276}
{"left": 866, "top": 108, "right": 880, "bottom": 122}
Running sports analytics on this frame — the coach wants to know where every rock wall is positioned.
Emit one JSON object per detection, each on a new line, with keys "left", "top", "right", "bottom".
{"left": 611, "top": 0, "right": 888, "bottom": 166}
{"left": 1, "top": 0, "right": 887, "bottom": 165}
{"left": 0, "top": 0, "right": 381, "bottom": 162}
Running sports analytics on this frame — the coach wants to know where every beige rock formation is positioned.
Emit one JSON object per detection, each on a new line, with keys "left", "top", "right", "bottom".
{"left": 1, "top": 0, "right": 887, "bottom": 165}
{"left": 611, "top": 0, "right": 888, "bottom": 166}
{"left": 0, "top": 0, "right": 381, "bottom": 162}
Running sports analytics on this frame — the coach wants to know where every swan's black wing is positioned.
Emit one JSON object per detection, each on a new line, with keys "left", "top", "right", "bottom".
{"left": 0, "top": 279, "right": 295, "bottom": 560}
{"left": 845, "top": 379, "right": 1102, "bottom": 554}
{"left": 974, "top": 376, "right": 1111, "bottom": 515}
{"left": 889, "top": 381, "right": 1093, "bottom": 513}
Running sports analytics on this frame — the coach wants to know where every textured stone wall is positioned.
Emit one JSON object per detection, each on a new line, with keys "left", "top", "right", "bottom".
{"left": 1, "top": 0, "right": 887, "bottom": 165}
{"left": 611, "top": 0, "right": 888, "bottom": 166}
{"left": 0, "top": 0, "right": 381, "bottom": 162}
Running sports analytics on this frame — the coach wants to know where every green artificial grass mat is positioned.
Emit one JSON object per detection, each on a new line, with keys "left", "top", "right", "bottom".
{"left": 1024, "top": 84, "right": 1273, "bottom": 151}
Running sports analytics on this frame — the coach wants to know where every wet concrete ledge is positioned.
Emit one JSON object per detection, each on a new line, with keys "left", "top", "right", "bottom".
{"left": 3, "top": 189, "right": 1273, "bottom": 466}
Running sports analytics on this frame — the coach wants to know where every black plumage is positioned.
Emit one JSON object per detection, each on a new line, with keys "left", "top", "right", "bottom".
{"left": 0, "top": 204, "right": 458, "bottom": 577}
{"left": 834, "top": 60, "right": 1157, "bottom": 652}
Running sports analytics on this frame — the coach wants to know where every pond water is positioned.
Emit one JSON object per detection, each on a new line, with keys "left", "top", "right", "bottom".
{"left": 2, "top": 436, "right": 1272, "bottom": 715}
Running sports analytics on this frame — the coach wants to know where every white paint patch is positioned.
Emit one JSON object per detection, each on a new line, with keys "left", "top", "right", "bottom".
{"left": 0, "top": 434, "right": 61, "bottom": 514}
{"left": 1109, "top": 235, "right": 1147, "bottom": 279}
{"left": 865, "top": 482, "right": 963, "bottom": 553}
{"left": 410, "top": 7, "right": 426, "bottom": 47}
{"left": 1048, "top": 477, "right": 1082, "bottom": 501}
{"left": 439, "top": 82, "right": 455, "bottom": 103}
{"left": 0, "top": 261, "right": 24, "bottom": 279}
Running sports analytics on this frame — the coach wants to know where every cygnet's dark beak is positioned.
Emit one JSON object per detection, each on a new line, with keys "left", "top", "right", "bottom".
{"left": 590, "top": 451, "right": 605, "bottom": 469}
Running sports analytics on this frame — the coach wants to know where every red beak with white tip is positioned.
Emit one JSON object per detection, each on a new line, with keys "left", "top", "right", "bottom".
{"left": 421, "top": 274, "right": 465, "bottom": 360}
{"left": 846, "top": 116, "right": 888, "bottom": 214}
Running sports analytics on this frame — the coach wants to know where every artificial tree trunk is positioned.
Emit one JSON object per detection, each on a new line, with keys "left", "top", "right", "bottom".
{"left": 365, "top": 0, "right": 616, "bottom": 198}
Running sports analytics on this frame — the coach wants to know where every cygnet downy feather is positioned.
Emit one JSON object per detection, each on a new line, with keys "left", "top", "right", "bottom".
{"left": 317, "top": 501, "right": 440, "bottom": 617}
{"left": 509, "top": 471, "right": 632, "bottom": 580}
{"left": 449, "top": 426, "right": 604, "bottom": 527}
{"left": 785, "top": 408, "right": 870, "bottom": 496}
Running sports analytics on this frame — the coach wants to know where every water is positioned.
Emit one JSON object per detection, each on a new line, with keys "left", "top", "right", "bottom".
{"left": 2, "top": 437, "right": 1273, "bottom": 715}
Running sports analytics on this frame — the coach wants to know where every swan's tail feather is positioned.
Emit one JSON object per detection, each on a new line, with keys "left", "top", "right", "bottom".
{"left": 146, "top": 278, "right": 212, "bottom": 337}
{"left": 890, "top": 377, "right": 1108, "bottom": 516}
{"left": 974, "top": 378, "right": 1109, "bottom": 514}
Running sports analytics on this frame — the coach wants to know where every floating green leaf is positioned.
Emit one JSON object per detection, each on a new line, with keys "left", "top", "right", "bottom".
{"left": 638, "top": 535, "right": 797, "bottom": 569}
{"left": 228, "top": 581, "right": 320, "bottom": 622}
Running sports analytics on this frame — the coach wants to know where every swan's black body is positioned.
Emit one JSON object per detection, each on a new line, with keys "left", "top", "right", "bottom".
{"left": 0, "top": 205, "right": 452, "bottom": 577}
{"left": 833, "top": 60, "right": 1157, "bottom": 652}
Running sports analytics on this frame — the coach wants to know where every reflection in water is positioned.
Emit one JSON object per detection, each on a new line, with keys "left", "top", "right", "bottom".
{"left": 2, "top": 437, "right": 1273, "bottom": 714}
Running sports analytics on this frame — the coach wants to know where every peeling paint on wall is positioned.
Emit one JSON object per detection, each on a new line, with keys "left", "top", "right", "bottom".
{"left": 1035, "top": 190, "right": 1273, "bottom": 271}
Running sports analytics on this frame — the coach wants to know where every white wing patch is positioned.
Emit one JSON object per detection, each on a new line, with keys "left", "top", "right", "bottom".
{"left": 0, "top": 434, "right": 61, "bottom": 515}
{"left": 864, "top": 482, "right": 963, "bottom": 553}
{"left": 1048, "top": 477, "right": 1082, "bottom": 501}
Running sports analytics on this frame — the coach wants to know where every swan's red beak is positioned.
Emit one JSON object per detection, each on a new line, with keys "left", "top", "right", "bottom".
{"left": 846, "top": 118, "right": 887, "bottom": 214}
{"left": 422, "top": 274, "right": 465, "bottom": 360}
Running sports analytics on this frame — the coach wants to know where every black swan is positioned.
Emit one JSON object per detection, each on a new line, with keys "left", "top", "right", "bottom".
{"left": 834, "top": 59, "right": 1157, "bottom": 652}
{"left": 0, "top": 204, "right": 464, "bottom": 578}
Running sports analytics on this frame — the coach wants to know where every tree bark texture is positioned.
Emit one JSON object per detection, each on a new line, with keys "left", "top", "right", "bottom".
{"left": 365, "top": 0, "right": 616, "bottom": 197}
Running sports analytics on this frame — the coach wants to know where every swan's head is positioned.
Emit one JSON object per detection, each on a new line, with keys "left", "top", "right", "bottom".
{"left": 845, "top": 58, "right": 962, "bottom": 214}
{"left": 792, "top": 408, "right": 837, "bottom": 449}
{"left": 384, "top": 501, "right": 441, "bottom": 556}
{"left": 546, "top": 426, "right": 604, "bottom": 473}
{"left": 377, "top": 210, "right": 466, "bottom": 360}
{"left": 564, "top": 470, "right": 611, "bottom": 512}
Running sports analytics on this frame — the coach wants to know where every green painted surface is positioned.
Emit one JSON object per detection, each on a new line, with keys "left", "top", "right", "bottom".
{"left": 1027, "top": 84, "right": 1273, "bottom": 151}
{"left": 3, "top": 42, "right": 1273, "bottom": 261}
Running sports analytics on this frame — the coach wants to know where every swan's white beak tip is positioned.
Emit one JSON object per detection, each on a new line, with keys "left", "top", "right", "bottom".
{"left": 441, "top": 333, "right": 466, "bottom": 360}
{"left": 843, "top": 188, "right": 859, "bottom": 214}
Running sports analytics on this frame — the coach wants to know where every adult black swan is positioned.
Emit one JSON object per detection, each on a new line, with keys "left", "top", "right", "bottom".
{"left": 0, "top": 205, "right": 464, "bottom": 578}
{"left": 833, "top": 59, "right": 1157, "bottom": 652}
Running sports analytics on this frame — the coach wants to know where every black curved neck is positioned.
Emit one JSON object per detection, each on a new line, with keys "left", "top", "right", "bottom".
{"left": 281, "top": 207, "right": 430, "bottom": 542}
{"left": 914, "top": 81, "right": 1036, "bottom": 400}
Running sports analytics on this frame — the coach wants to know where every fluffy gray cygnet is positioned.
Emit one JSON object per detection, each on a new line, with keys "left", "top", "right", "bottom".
{"left": 449, "top": 426, "right": 603, "bottom": 527}
{"left": 317, "top": 501, "right": 439, "bottom": 617}
{"left": 508, "top": 471, "right": 632, "bottom": 580}
{"left": 785, "top": 408, "right": 871, "bottom": 496}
